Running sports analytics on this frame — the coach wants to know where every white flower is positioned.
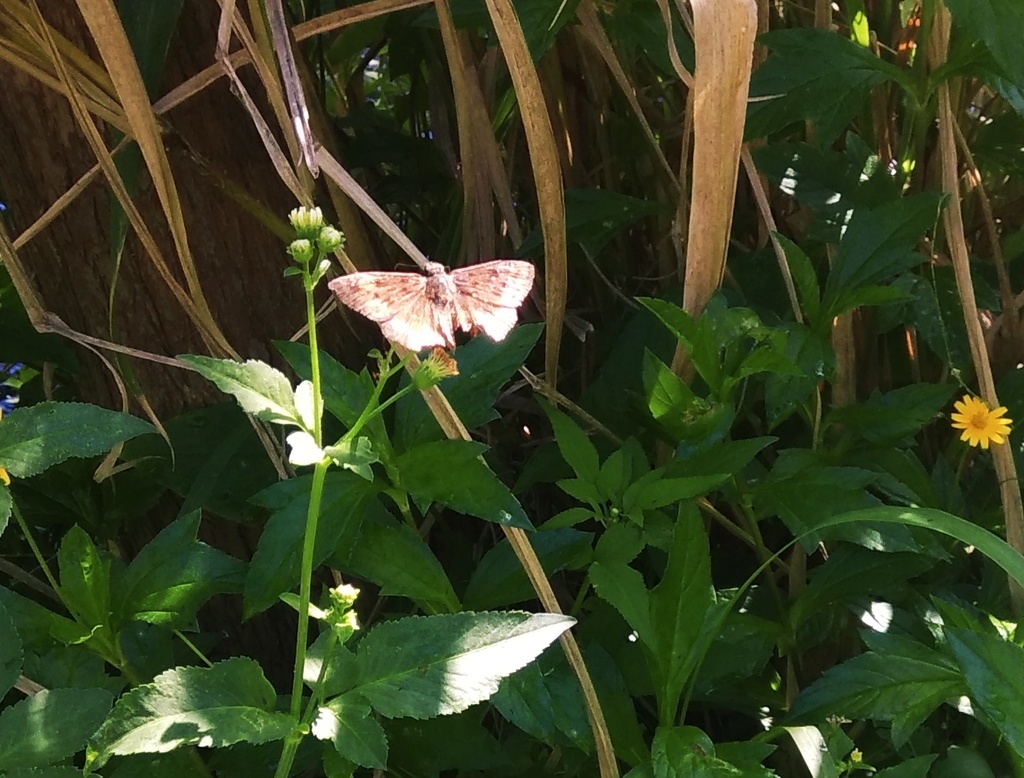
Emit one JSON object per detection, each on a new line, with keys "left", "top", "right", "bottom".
{"left": 287, "top": 430, "right": 324, "bottom": 467}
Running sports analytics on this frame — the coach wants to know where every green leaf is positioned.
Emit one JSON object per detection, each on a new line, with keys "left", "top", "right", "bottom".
{"left": 118, "top": 511, "right": 245, "bottom": 629}
{"left": 337, "top": 502, "right": 460, "bottom": 613}
{"left": 945, "top": 0, "right": 1024, "bottom": 88}
{"left": 590, "top": 561, "right": 653, "bottom": 648}
{"left": 275, "top": 341, "right": 376, "bottom": 430}
{"left": 637, "top": 298, "right": 723, "bottom": 394}
{"left": 0, "top": 599, "right": 22, "bottom": 696}
{"left": 622, "top": 474, "right": 729, "bottom": 512}
{"left": 814, "top": 506, "right": 1024, "bottom": 592}
{"left": 463, "top": 528, "right": 592, "bottom": 610}
{"left": 57, "top": 525, "right": 113, "bottom": 633}
{"left": 122, "top": 403, "right": 279, "bottom": 523}
{"left": 395, "top": 440, "right": 530, "bottom": 528}
{"left": 85, "top": 658, "right": 293, "bottom": 771}
{"left": 873, "top": 756, "right": 938, "bottom": 778}
{"left": 0, "top": 484, "right": 10, "bottom": 539}
{"left": 947, "top": 629, "right": 1024, "bottom": 758}
{"left": 244, "top": 473, "right": 374, "bottom": 617}
{"left": 825, "top": 384, "right": 956, "bottom": 444}
{"left": 763, "top": 323, "right": 834, "bottom": 428}
{"left": 177, "top": 355, "right": 299, "bottom": 426}
{"left": 325, "top": 437, "right": 380, "bottom": 481}
{"left": 0, "top": 403, "right": 155, "bottom": 479}
{"left": 643, "top": 350, "right": 697, "bottom": 440}
{"left": 518, "top": 189, "right": 665, "bottom": 258}
{"left": 777, "top": 235, "right": 822, "bottom": 325}
{"left": 747, "top": 28, "right": 904, "bottom": 145}
{"left": 823, "top": 193, "right": 946, "bottom": 313}
{"left": 492, "top": 651, "right": 591, "bottom": 751}
{"left": 354, "top": 611, "right": 574, "bottom": 718}
{"left": 790, "top": 546, "right": 934, "bottom": 631}
{"left": 788, "top": 634, "right": 963, "bottom": 747}
{"left": 313, "top": 695, "right": 388, "bottom": 770}
{"left": 539, "top": 399, "right": 600, "bottom": 482}
{"left": 0, "top": 688, "right": 112, "bottom": 769}
{"left": 394, "top": 323, "right": 542, "bottom": 449}
{"left": 649, "top": 507, "right": 714, "bottom": 718}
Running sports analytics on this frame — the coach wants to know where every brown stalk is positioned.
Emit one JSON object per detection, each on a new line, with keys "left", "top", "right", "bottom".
{"left": 74, "top": 0, "right": 236, "bottom": 358}
{"left": 929, "top": 6, "right": 1024, "bottom": 613}
{"left": 484, "top": 0, "right": 567, "bottom": 388}
{"left": 672, "top": 0, "right": 757, "bottom": 380}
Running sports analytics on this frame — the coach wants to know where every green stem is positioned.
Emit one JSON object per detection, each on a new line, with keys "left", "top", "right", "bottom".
{"left": 11, "top": 501, "right": 59, "bottom": 594}
{"left": 276, "top": 459, "right": 330, "bottom": 778}
{"left": 305, "top": 275, "right": 324, "bottom": 447}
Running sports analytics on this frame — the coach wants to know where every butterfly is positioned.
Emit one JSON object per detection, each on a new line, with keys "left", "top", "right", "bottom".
{"left": 328, "top": 259, "right": 535, "bottom": 352}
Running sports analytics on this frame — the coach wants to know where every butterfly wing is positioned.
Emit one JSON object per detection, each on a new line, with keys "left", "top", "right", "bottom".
{"left": 329, "top": 271, "right": 453, "bottom": 351}
{"left": 449, "top": 260, "right": 535, "bottom": 342}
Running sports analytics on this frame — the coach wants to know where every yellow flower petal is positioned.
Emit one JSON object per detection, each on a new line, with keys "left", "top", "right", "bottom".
{"left": 0, "top": 467, "right": 9, "bottom": 486}
{"left": 951, "top": 394, "right": 1013, "bottom": 448}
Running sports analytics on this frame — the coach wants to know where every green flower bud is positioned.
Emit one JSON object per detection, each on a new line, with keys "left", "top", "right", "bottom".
{"left": 287, "top": 238, "right": 313, "bottom": 264}
{"left": 317, "top": 226, "right": 344, "bottom": 253}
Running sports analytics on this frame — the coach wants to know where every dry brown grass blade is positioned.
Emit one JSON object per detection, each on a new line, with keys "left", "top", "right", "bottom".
{"left": 656, "top": 0, "right": 693, "bottom": 86}
{"left": 434, "top": 0, "right": 493, "bottom": 260}
{"left": 265, "top": 0, "right": 318, "bottom": 176}
{"left": 316, "top": 146, "right": 430, "bottom": 268}
{"left": 484, "top": 0, "right": 567, "bottom": 388}
{"left": 929, "top": 5, "right": 1024, "bottom": 613}
{"left": 74, "top": 0, "right": 236, "bottom": 359}
{"left": 680, "top": 0, "right": 756, "bottom": 319}
{"left": 577, "top": 1, "right": 678, "bottom": 192}
{"left": 0, "top": 2, "right": 129, "bottom": 132}
{"left": 24, "top": 0, "right": 231, "bottom": 361}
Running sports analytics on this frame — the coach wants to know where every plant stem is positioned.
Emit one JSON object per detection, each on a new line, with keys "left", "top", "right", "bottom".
{"left": 305, "top": 274, "right": 324, "bottom": 447}
{"left": 277, "top": 458, "right": 330, "bottom": 778}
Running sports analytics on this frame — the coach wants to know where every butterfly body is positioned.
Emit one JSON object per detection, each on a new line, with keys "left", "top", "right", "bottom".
{"left": 329, "top": 259, "right": 535, "bottom": 352}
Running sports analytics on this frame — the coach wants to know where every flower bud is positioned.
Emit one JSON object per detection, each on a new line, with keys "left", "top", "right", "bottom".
{"left": 288, "top": 206, "right": 324, "bottom": 238}
{"left": 287, "top": 238, "right": 313, "bottom": 264}
{"left": 412, "top": 348, "right": 459, "bottom": 390}
{"left": 317, "top": 226, "right": 344, "bottom": 253}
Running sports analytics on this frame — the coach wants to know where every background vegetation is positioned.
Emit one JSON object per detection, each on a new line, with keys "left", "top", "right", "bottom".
{"left": 3, "top": 0, "right": 1024, "bottom": 775}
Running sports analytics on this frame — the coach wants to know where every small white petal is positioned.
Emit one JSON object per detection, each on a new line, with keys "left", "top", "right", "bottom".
{"left": 287, "top": 430, "right": 324, "bottom": 466}
{"left": 294, "top": 380, "right": 318, "bottom": 430}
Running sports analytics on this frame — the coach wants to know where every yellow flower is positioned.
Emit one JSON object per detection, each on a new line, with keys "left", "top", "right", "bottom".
{"left": 0, "top": 409, "right": 8, "bottom": 486}
{"left": 951, "top": 394, "right": 1013, "bottom": 449}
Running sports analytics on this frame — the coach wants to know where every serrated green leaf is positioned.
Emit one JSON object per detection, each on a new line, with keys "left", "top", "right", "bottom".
{"left": 823, "top": 193, "right": 946, "bottom": 315}
{"left": 825, "top": 384, "right": 956, "bottom": 444}
{"left": 0, "top": 599, "right": 22, "bottom": 696}
{"left": 274, "top": 341, "right": 375, "bottom": 431}
{"left": 354, "top": 611, "right": 574, "bottom": 719}
{"left": 0, "top": 403, "right": 155, "bottom": 479}
{"left": 747, "top": 28, "right": 904, "bottom": 145}
{"left": 539, "top": 399, "right": 600, "bottom": 482}
{"left": 643, "top": 350, "right": 697, "bottom": 440}
{"left": 244, "top": 473, "right": 374, "bottom": 617}
{"left": 0, "top": 688, "right": 112, "bottom": 770}
{"left": 313, "top": 695, "right": 388, "bottom": 770}
{"left": 492, "top": 651, "right": 591, "bottom": 751}
{"left": 177, "top": 355, "right": 299, "bottom": 426}
{"left": 85, "top": 658, "right": 293, "bottom": 771}
{"left": 637, "top": 298, "right": 723, "bottom": 394}
{"left": 57, "top": 525, "right": 113, "bottom": 633}
{"left": 118, "top": 511, "right": 245, "bottom": 629}
{"left": 873, "top": 755, "right": 938, "bottom": 778}
{"left": 590, "top": 561, "right": 653, "bottom": 649}
{"left": 945, "top": 0, "right": 1024, "bottom": 88}
{"left": 325, "top": 437, "right": 379, "bottom": 481}
{"left": 464, "top": 528, "right": 593, "bottom": 610}
{"left": 395, "top": 440, "right": 529, "bottom": 528}
{"left": 649, "top": 507, "right": 713, "bottom": 717}
{"left": 947, "top": 629, "right": 1024, "bottom": 758}
{"left": 788, "top": 635, "right": 962, "bottom": 747}
{"left": 337, "top": 502, "right": 459, "bottom": 612}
